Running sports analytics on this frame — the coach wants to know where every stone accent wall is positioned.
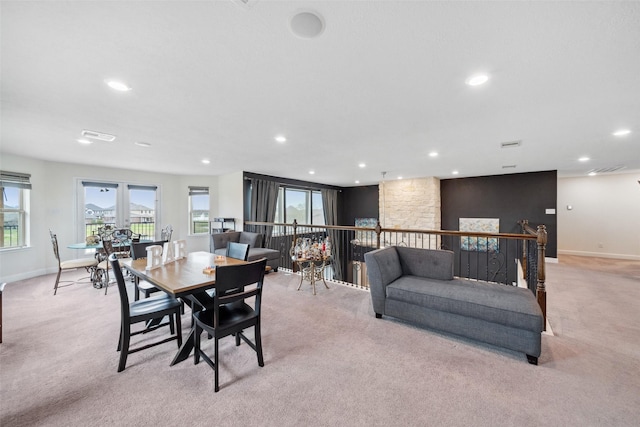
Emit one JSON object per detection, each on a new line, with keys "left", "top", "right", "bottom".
{"left": 379, "top": 177, "right": 441, "bottom": 246}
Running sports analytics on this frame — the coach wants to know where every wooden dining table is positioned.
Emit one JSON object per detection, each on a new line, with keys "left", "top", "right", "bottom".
{"left": 122, "top": 251, "right": 247, "bottom": 366}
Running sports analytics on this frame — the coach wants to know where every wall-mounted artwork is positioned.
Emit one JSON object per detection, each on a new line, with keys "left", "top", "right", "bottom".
{"left": 460, "top": 218, "right": 499, "bottom": 252}
{"left": 355, "top": 217, "right": 378, "bottom": 246}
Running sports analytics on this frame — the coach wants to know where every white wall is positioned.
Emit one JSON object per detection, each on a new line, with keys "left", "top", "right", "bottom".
{"left": 558, "top": 172, "right": 640, "bottom": 260}
{"left": 217, "top": 171, "right": 244, "bottom": 231}
{"left": 0, "top": 153, "right": 222, "bottom": 282}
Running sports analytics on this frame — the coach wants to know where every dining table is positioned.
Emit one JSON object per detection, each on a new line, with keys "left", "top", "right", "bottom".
{"left": 122, "top": 251, "right": 247, "bottom": 366}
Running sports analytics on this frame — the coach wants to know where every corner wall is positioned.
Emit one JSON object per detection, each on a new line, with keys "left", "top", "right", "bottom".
{"left": 558, "top": 172, "right": 640, "bottom": 260}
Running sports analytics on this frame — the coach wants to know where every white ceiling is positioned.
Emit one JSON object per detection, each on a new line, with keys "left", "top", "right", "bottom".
{"left": 2, "top": 0, "right": 639, "bottom": 186}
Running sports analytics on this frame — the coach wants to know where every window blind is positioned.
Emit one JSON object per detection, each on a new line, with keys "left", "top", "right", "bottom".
{"left": 0, "top": 171, "right": 32, "bottom": 189}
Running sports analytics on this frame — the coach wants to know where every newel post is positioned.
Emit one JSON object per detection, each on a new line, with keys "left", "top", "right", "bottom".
{"left": 375, "top": 221, "right": 382, "bottom": 249}
{"left": 291, "top": 219, "right": 299, "bottom": 272}
{"left": 536, "top": 224, "right": 547, "bottom": 331}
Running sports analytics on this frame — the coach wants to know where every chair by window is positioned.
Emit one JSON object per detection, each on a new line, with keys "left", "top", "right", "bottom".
{"left": 49, "top": 230, "right": 98, "bottom": 295}
{"left": 160, "top": 225, "right": 173, "bottom": 242}
{"left": 130, "top": 240, "right": 168, "bottom": 300}
{"left": 110, "top": 254, "right": 182, "bottom": 372}
{"left": 95, "top": 239, "right": 124, "bottom": 295}
{"left": 193, "top": 258, "right": 267, "bottom": 392}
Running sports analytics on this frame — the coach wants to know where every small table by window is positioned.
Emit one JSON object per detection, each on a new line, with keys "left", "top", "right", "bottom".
{"left": 295, "top": 257, "right": 330, "bottom": 295}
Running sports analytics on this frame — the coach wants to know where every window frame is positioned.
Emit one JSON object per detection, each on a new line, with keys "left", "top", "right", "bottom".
{"left": 0, "top": 171, "right": 32, "bottom": 251}
{"left": 188, "top": 186, "right": 210, "bottom": 235}
{"left": 274, "top": 186, "right": 324, "bottom": 225}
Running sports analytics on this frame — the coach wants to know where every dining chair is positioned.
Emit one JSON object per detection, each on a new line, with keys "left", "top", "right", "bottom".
{"left": 193, "top": 258, "right": 267, "bottom": 392}
{"left": 226, "top": 241, "right": 250, "bottom": 261}
{"left": 96, "top": 239, "right": 125, "bottom": 295}
{"left": 160, "top": 225, "right": 173, "bottom": 242}
{"left": 110, "top": 254, "right": 182, "bottom": 372}
{"left": 49, "top": 230, "right": 99, "bottom": 295}
{"left": 130, "top": 240, "right": 168, "bottom": 301}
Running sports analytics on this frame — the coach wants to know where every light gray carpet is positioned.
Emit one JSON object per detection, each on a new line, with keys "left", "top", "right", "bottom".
{"left": 1, "top": 260, "right": 639, "bottom": 426}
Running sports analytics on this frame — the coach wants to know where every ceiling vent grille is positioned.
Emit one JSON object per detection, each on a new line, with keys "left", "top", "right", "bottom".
{"left": 500, "top": 140, "right": 522, "bottom": 148}
{"left": 502, "top": 165, "right": 517, "bottom": 169}
{"left": 588, "top": 165, "right": 626, "bottom": 174}
{"left": 230, "top": 0, "right": 259, "bottom": 8}
{"left": 81, "top": 130, "right": 116, "bottom": 142}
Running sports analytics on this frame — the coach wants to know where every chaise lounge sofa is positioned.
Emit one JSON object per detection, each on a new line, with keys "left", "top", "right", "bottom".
{"left": 365, "top": 246, "right": 543, "bottom": 364}
{"left": 210, "top": 231, "right": 280, "bottom": 272}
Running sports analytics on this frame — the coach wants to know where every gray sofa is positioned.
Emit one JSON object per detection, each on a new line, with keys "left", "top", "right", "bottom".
{"left": 365, "top": 246, "right": 543, "bottom": 364}
{"left": 210, "top": 231, "right": 280, "bottom": 271}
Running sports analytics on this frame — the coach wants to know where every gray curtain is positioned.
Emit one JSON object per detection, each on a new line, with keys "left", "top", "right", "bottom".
{"left": 322, "top": 188, "right": 343, "bottom": 281}
{"left": 250, "top": 178, "right": 279, "bottom": 246}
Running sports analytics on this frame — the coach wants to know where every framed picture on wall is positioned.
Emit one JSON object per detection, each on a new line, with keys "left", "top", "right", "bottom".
{"left": 460, "top": 218, "right": 499, "bottom": 252}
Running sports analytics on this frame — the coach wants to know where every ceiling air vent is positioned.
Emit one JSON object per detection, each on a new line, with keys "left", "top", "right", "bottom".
{"left": 230, "top": 0, "right": 259, "bottom": 8}
{"left": 501, "top": 140, "right": 522, "bottom": 148}
{"left": 81, "top": 129, "right": 116, "bottom": 142}
{"left": 588, "top": 165, "right": 626, "bottom": 174}
{"left": 502, "top": 165, "right": 517, "bottom": 169}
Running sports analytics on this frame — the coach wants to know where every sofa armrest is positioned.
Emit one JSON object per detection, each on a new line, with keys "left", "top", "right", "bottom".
{"left": 365, "top": 246, "right": 403, "bottom": 315}
{"left": 239, "top": 232, "right": 264, "bottom": 248}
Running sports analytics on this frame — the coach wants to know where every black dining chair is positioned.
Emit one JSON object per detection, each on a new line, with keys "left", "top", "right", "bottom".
{"left": 130, "top": 240, "right": 168, "bottom": 300}
{"left": 110, "top": 254, "right": 182, "bottom": 372}
{"left": 204, "top": 242, "right": 250, "bottom": 303}
{"left": 226, "top": 241, "right": 250, "bottom": 261}
{"left": 193, "top": 258, "right": 268, "bottom": 392}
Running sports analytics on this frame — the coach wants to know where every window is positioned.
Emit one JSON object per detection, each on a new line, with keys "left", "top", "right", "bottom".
{"left": 188, "top": 186, "right": 210, "bottom": 234}
{"left": 80, "top": 180, "right": 159, "bottom": 240}
{"left": 1, "top": 171, "right": 31, "bottom": 250}
{"left": 274, "top": 187, "right": 324, "bottom": 225}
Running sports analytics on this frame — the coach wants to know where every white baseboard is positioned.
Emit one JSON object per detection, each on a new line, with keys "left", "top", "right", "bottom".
{"left": 558, "top": 249, "right": 640, "bottom": 261}
{"left": 0, "top": 268, "right": 50, "bottom": 284}
{"left": 545, "top": 257, "right": 558, "bottom": 264}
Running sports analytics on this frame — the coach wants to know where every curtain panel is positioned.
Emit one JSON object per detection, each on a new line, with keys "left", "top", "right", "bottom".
{"left": 249, "top": 179, "right": 279, "bottom": 246}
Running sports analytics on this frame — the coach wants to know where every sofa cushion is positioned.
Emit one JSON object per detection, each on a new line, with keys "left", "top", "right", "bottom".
{"left": 247, "top": 248, "right": 279, "bottom": 261}
{"left": 239, "top": 232, "right": 263, "bottom": 248}
{"left": 386, "top": 276, "right": 543, "bottom": 331}
{"left": 211, "top": 232, "right": 241, "bottom": 251}
{"left": 396, "top": 246, "right": 454, "bottom": 280}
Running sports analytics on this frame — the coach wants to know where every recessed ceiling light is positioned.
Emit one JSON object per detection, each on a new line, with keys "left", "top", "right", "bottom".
{"left": 309, "top": 170, "right": 315, "bottom": 175}
{"left": 397, "top": 176, "right": 403, "bottom": 180}
{"left": 578, "top": 156, "right": 590, "bottom": 162}
{"left": 612, "top": 129, "right": 631, "bottom": 136}
{"left": 466, "top": 74, "right": 489, "bottom": 86}
{"left": 275, "top": 135, "right": 287, "bottom": 143}
{"left": 105, "top": 80, "right": 132, "bottom": 92}
{"left": 429, "top": 151, "right": 438, "bottom": 157}
{"left": 588, "top": 171, "right": 597, "bottom": 176}
{"left": 290, "top": 11, "right": 325, "bottom": 39}
{"left": 355, "top": 180, "right": 360, "bottom": 184}
{"left": 135, "top": 141, "right": 151, "bottom": 148}
{"left": 77, "top": 138, "right": 93, "bottom": 145}
{"left": 452, "top": 170, "right": 459, "bottom": 175}
{"left": 358, "top": 163, "right": 366, "bottom": 168}
{"left": 202, "top": 159, "right": 210, "bottom": 164}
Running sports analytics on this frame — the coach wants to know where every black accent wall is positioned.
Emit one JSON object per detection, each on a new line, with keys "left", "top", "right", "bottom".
{"left": 339, "top": 185, "right": 379, "bottom": 226}
{"left": 440, "top": 170, "right": 557, "bottom": 258}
